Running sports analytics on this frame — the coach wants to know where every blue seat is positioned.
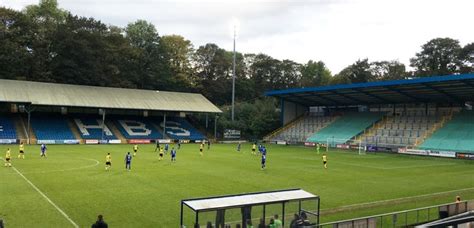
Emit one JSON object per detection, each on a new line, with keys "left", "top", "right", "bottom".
{"left": 31, "top": 116, "right": 75, "bottom": 140}
{"left": 0, "top": 116, "right": 17, "bottom": 139}
{"left": 162, "top": 117, "right": 205, "bottom": 140}
{"left": 72, "top": 117, "right": 116, "bottom": 139}
{"left": 113, "top": 118, "right": 163, "bottom": 139}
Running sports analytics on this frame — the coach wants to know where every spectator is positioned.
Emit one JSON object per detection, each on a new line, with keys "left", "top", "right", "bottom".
{"left": 258, "top": 218, "right": 265, "bottom": 228}
{"left": 207, "top": 221, "right": 213, "bottom": 228}
{"left": 300, "top": 212, "right": 311, "bottom": 226}
{"left": 273, "top": 215, "right": 282, "bottom": 228}
{"left": 267, "top": 218, "right": 275, "bottom": 228}
{"left": 246, "top": 219, "right": 254, "bottom": 228}
{"left": 290, "top": 214, "right": 301, "bottom": 228}
{"left": 0, "top": 219, "right": 4, "bottom": 228}
{"left": 456, "top": 196, "right": 461, "bottom": 203}
{"left": 91, "top": 215, "right": 108, "bottom": 228}
{"left": 236, "top": 224, "right": 241, "bottom": 228}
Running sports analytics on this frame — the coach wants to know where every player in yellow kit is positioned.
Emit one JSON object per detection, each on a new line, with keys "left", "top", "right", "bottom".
{"left": 199, "top": 143, "right": 204, "bottom": 156}
{"left": 252, "top": 143, "right": 256, "bottom": 155}
{"left": 18, "top": 142, "right": 25, "bottom": 159}
{"left": 322, "top": 154, "right": 328, "bottom": 169}
{"left": 158, "top": 147, "right": 164, "bottom": 161}
{"left": 5, "top": 148, "right": 12, "bottom": 167}
{"left": 133, "top": 144, "right": 138, "bottom": 157}
{"left": 105, "top": 153, "right": 112, "bottom": 171}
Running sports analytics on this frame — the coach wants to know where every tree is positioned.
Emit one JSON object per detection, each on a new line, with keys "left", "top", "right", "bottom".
{"left": 370, "top": 60, "right": 407, "bottom": 81}
{"left": 161, "top": 35, "right": 194, "bottom": 91}
{"left": 125, "top": 20, "right": 171, "bottom": 89}
{"left": 332, "top": 59, "right": 374, "bottom": 84}
{"left": 300, "top": 60, "right": 331, "bottom": 87}
{"left": 277, "top": 59, "right": 302, "bottom": 88}
{"left": 329, "top": 72, "right": 351, "bottom": 85}
{"left": 24, "top": 0, "right": 68, "bottom": 82}
{"left": 0, "top": 7, "right": 32, "bottom": 80}
{"left": 216, "top": 98, "right": 280, "bottom": 139}
{"left": 192, "top": 43, "right": 236, "bottom": 105}
{"left": 410, "top": 38, "right": 463, "bottom": 76}
{"left": 50, "top": 14, "right": 136, "bottom": 87}
{"left": 246, "top": 54, "right": 282, "bottom": 98}
{"left": 459, "top": 42, "right": 474, "bottom": 73}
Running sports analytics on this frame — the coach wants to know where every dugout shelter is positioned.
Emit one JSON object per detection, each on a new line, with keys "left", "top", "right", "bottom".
{"left": 180, "top": 188, "right": 320, "bottom": 227}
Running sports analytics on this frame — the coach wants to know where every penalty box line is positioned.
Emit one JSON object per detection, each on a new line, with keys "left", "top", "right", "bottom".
{"left": 12, "top": 166, "right": 79, "bottom": 228}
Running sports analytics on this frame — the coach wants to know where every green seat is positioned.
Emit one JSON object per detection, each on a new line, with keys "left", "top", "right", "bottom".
{"left": 420, "top": 111, "right": 474, "bottom": 153}
{"left": 306, "top": 112, "right": 383, "bottom": 144}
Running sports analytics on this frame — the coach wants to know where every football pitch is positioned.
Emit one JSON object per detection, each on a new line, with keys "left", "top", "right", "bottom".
{"left": 1, "top": 143, "right": 473, "bottom": 227}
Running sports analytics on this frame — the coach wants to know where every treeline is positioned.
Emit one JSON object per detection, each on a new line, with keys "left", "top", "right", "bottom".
{"left": 1, "top": 0, "right": 473, "bottom": 138}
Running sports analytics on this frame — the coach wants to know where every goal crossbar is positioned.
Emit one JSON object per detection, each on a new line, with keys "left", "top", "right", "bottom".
{"left": 325, "top": 138, "right": 365, "bottom": 155}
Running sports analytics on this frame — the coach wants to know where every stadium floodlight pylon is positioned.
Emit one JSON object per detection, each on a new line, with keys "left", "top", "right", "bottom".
{"left": 325, "top": 138, "right": 364, "bottom": 155}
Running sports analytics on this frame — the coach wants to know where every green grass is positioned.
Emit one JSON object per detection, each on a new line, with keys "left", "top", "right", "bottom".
{"left": 0, "top": 143, "right": 473, "bottom": 227}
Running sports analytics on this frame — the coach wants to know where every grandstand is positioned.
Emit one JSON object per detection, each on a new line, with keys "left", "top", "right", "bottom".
{"left": 31, "top": 115, "right": 76, "bottom": 141}
{"left": 265, "top": 73, "right": 474, "bottom": 154}
{"left": 73, "top": 117, "right": 117, "bottom": 140}
{"left": 162, "top": 116, "right": 206, "bottom": 141}
{"left": 267, "top": 114, "right": 337, "bottom": 142}
{"left": 113, "top": 117, "right": 163, "bottom": 140}
{"left": 0, "top": 79, "right": 221, "bottom": 144}
{"left": 420, "top": 110, "right": 474, "bottom": 152}
{"left": 307, "top": 112, "right": 383, "bottom": 144}
{"left": 0, "top": 116, "right": 17, "bottom": 140}
{"left": 359, "top": 109, "right": 452, "bottom": 148}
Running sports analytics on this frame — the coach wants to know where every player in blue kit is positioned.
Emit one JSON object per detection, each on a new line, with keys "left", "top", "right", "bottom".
{"left": 261, "top": 145, "right": 267, "bottom": 156}
{"left": 164, "top": 144, "right": 169, "bottom": 154}
{"left": 40, "top": 144, "right": 47, "bottom": 158}
{"left": 171, "top": 147, "right": 177, "bottom": 162}
{"left": 258, "top": 144, "right": 264, "bottom": 154}
{"left": 261, "top": 146, "right": 267, "bottom": 170}
{"left": 261, "top": 153, "right": 266, "bottom": 170}
{"left": 125, "top": 152, "right": 132, "bottom": 171}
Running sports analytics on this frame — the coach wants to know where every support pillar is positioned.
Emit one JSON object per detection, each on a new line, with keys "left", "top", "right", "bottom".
{"left": 27, "top": 109, "right": 31, "bottom": 144}
{"left": 214, "top": 115, "right": 218, "bottom": 139}
{"left": 101, "top": 109, "right": 106, "bottom": 141}
{"left": 163, "top": 114, "right": 167, "bottom": 139}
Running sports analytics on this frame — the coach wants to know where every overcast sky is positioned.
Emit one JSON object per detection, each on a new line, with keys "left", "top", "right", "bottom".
{"left": 2, "top": 0, "right": 473, "bottom": 73}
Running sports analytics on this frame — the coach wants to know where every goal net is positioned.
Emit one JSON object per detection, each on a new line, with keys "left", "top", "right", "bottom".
{"left": 325, "top": 138, "right": 365, "bottom": 155}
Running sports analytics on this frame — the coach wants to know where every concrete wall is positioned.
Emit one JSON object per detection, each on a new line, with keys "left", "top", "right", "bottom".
{"left": 281, "top": 100, "right": 308, "bottom": 125}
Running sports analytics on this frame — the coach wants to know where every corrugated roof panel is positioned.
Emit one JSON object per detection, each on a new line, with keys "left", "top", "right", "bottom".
{"left": 0, "top": 80, "right": 222, "bottom": 113}
{"left": 266, "top": 73, "right": 474, "bottom": 106}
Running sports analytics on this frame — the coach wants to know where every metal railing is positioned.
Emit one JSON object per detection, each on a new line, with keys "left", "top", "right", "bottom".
{"left": 318, "top": 200, "right": 472, "bottom": 228}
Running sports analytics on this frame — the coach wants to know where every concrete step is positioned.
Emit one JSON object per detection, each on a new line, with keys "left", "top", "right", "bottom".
{"left": 20, "top": 115, "right": 37, "bottom": 144}
{"left": 13, "top": 115, "right": 26, "bottom": 142}
{"left": 67, "top": 118, "right": 84, "bottom": 143}
{"left": 106, "top": 120, "right": 127, "bottom": 143}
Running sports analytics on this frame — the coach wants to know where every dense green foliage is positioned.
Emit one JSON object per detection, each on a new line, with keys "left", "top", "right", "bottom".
{"left": 410, "top": 38, "right": 473, "bottom": 76}
{"left": 0, "top": 0, "right": 472, "bottom": 137}
{"left": 1, "top": 144, "right": 473, "bottom": 227}
{"left": 2, "top": 1, "right": 473, "bottom": 98}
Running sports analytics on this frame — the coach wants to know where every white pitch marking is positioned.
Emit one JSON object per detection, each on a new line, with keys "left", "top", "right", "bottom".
{"left": 225, "top": 186, "right": 474, "bottom": 225}
{"left": 290, "top": 157, "right": 457, "bottom": 170}
{"left": 22, "top": 158, "right": 100, "bottom": 174}
{"left": 322, "top": 186, "right": 474, "bottom": 212}
{"left": 12, "top": 166, "right": 79, "bottom": 228}
{"left": 331, "top": 160, "right": 457, "bottom": 170}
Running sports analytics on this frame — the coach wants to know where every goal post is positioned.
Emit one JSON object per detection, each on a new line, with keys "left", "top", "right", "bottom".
{"left": 325, "top": 138, "right": 365, "bottom": 155}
